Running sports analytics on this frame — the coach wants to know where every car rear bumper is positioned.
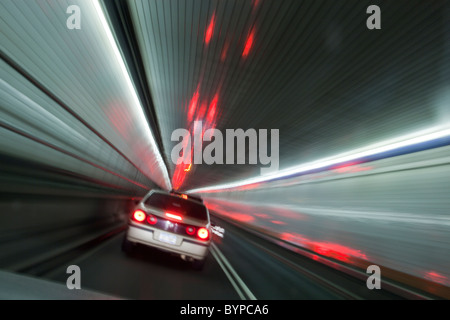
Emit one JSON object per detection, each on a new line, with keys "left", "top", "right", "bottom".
{"left": 126, "top": 224, "right": 209, "bottom": 260}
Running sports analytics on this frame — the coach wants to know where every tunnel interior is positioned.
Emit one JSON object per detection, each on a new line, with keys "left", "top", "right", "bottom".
{"left": 0, "top": 0, "right": 449, "bottom": 300}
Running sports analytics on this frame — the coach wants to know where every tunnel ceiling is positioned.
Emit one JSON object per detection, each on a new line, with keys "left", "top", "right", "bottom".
{"left": 121, "top": 0, "right": 449, "bottom": 192}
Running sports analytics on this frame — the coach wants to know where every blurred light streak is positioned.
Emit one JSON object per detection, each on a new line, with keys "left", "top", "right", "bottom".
{"left": 310, "top": 242, "right": 368, "bottom": 262}
{"left": 171, "top": 129, "right": 193, "bottom": 190}
{"left": 221, "top": 40, "right": 230, "bottom": 62}
{"left": 197, "top": 101, "right": 207, "bottom": 121}
{"left": 227, "top": 212, "right": 255, "bottom": 223}
{"left": 332, "top": 161, "right": 361, "bottom": 173}
{"left": 242, "top": 27, "right": 255, "bottom": 58}
{"left": 92, "top": 0, "right": 171, "bottom": 190}
{"left": 252, "top": 0, "right": 261, "bottom": 9}
{"left": 271, "top": 220, "right": 286, "bottom": 225}
{"left": 188, "top": 126, "right": 450, "bottom": 194}
{"left": 175, "top": 86, "right": 220, "bottom": 189}
{"left": 280, "top": 232, "right": 368, "bottom": 263}
{"left": 187, "top": 89, "right": 200, "bottom": 122}
{"left": 172, "top": 154, "right": 193, "bottom": 190}
{"left": 172, "top": 165, "right": 188, "bottom": 190}
{"left": 205, "top": 12, "right": 216, "bottom": 45}
{"left": 280, "top": 232, "right": 309, "bottom": 245}
{"left": 206, "top": 94, "right": 219, "bottom": 125}
{"left": 425, "top": 271, "right": 448, "bottom": 286}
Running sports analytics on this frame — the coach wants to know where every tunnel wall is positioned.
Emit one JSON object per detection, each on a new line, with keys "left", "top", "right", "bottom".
{"left": 0, "top": 193, "right": 134, "bottom": 272}
{"left": 0, "top": 53, "right": 164, "bottom": 273}
{"left": 203, "top": 145, "right": 450, "bottom": 291}
{"left": 0, "top": 58, "right": 159, "bottom": 196}
{"left": 0, "top": 59, "right": 155, "bottom": 272}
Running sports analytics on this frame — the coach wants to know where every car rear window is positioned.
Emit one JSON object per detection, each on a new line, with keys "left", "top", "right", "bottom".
{"left": 144, "top": 193, "right": 208, "bottom": 222}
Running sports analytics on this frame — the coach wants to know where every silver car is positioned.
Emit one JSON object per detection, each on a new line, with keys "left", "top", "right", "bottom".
{"left": 122, "top": 190, "right": 211, "bottom": 269}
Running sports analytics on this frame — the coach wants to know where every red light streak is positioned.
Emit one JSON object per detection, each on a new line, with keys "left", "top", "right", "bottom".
{"left": 280, "top": 232, "right": 368, "bottom": 263}
{"left": 205, "top": 13, "right": 216, "bottom": 45}
{"left": 425, "top": 271, "right": 448, "bottom": 285}
{"left": 197, "top": 101, "right": 207, "bottom": 120}
{"left": 242, "top": 28, "right": 255, "bottom": 58}
{"left": 221, "top": 41, "right": 230, "bottom": 62}
{"left": 187, "top": 90, "right": 200, "bottom": 122}
{"left": 172, "top": 131, "right": 193, "bottom": 190}
{"left": 206, "top": 94, "right": 218, "bottom": 125}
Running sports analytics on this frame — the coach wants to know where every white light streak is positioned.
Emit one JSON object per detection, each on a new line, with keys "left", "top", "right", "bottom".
{"left": 187, "top": 126, "right": 450, "bottom": 193}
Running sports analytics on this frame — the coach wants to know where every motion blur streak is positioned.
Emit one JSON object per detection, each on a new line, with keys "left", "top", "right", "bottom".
{"left": 92, "top": 0, "right": 171, "bottom": 190}
{"left": 205, "top": 12, "right": 216, "bottom": 45}
{"left": 242, "top": 27, "right": 255, "bottom": 58}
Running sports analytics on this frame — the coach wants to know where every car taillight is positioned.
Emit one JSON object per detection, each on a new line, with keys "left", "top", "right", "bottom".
{"left": 165, "top": 212, "right": 183, "bottom": 221}
{"left": 147, "top": 215, "right": 157, "bottom": 225}
{"left": 133, "top": 210, "right": 146, "bottom": 222}
{"left": 197, "top": 228, "right": 209, "bottom": 240}
{"left": 186, "top": 226, "right": 196, "bottom": 235}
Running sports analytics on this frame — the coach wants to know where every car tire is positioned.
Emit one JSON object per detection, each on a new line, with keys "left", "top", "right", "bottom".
{"left": 122, "top": 235, "right": 134, "bottom": 254}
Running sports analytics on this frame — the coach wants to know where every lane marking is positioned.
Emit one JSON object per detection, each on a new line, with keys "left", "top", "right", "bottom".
{"left": 210, "top": 243, "right": 257, "bottom": 300}
{"left": 209, "top": 247, "right": 246, "bottom": 300}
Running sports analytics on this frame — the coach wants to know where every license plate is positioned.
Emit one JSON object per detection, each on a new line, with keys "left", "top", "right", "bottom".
{"left": 158, "top": 232, "right": 177, "bottom": 245}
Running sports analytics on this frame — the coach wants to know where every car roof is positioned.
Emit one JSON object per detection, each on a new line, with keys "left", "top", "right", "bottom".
{"left": 167, "top": 190, "right": 204, "bottom": 203}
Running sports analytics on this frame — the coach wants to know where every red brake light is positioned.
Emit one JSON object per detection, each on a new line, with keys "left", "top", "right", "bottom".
{"left": 197, "top": 228, "right": 209, "bottom": 240}
{"left": 147, "top": 215, "right": 157, "bottom": 225}
{"left": 186, "top": 226, "right": 196, "bottom": 235}
{"left": 133, "top": 210, "right": 146, "bottom": 222}
{"left": 165, "top": 212, "right": 183, "bottom": 221}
